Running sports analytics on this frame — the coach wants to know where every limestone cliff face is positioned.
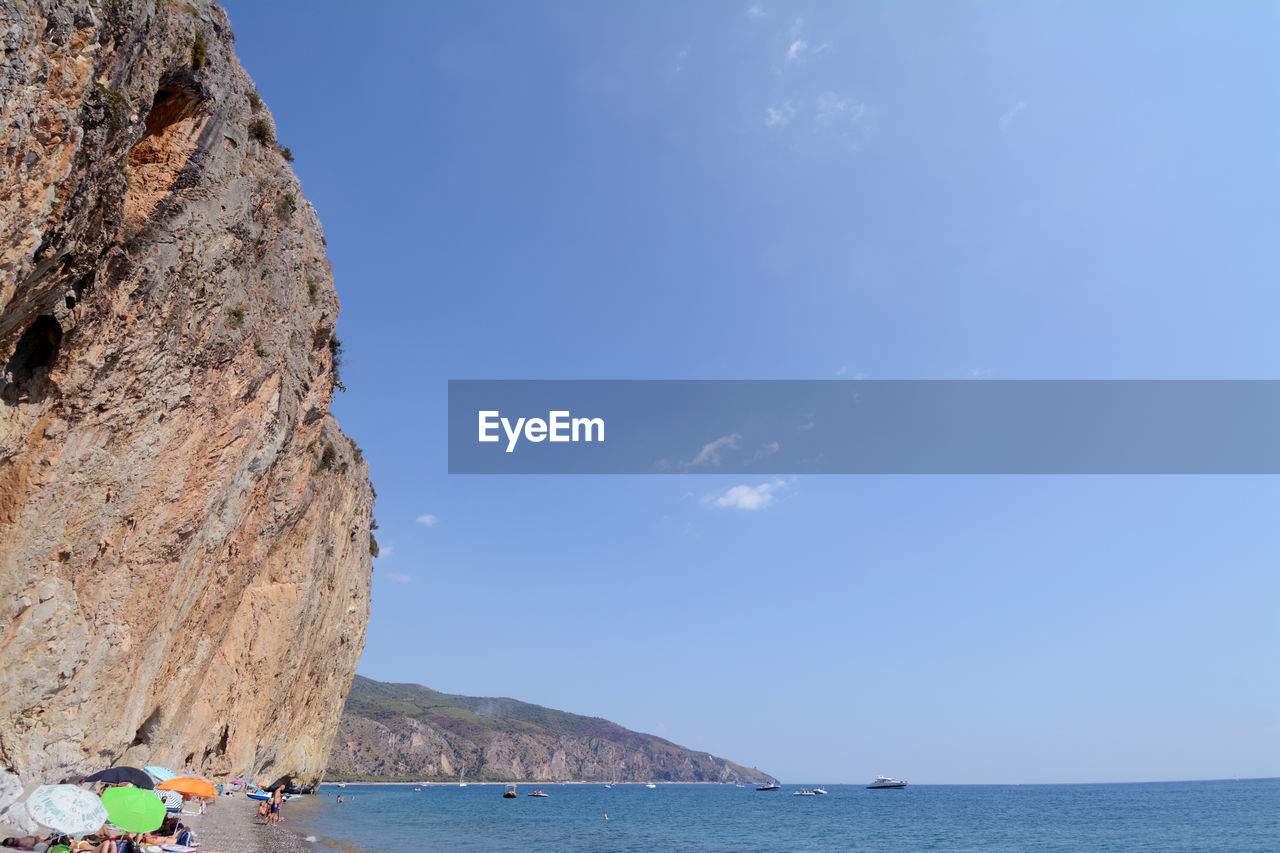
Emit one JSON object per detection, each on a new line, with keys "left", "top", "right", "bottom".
{"left": 0, "top": 0, "right": 374, "bottom": 788}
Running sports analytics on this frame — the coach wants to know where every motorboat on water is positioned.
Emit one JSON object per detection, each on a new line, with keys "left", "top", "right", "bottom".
{"left": 528, "top": 790, "right": 549, "bottom": 797}
{"left": 756, "top": 783, "right": 780, "bottom": 791}
{"left": 503, "top": 785, "right": 518, "bottom": 798}
{"left": 645, "top": 783, "right": 657, "bottom": 789}
{"left": 793, "top": 789, "right": 817, "bottom": 796}
{"left": 813, "top": 788, "right": 828, "bottom": 795}
{"left": 867, "top": 776, "right": 907, "bottom": 789}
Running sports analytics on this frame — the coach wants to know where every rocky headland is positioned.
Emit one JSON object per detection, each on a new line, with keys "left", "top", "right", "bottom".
{"left": 0, "top": 0, "right": 373, "bottom": 796}
{"left": 328, "top": 676, "right": 777, "bottom": 785}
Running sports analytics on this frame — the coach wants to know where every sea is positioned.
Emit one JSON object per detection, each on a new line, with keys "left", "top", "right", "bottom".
{"left": 285, "top": 779, "right": 1279, "bottom": 852}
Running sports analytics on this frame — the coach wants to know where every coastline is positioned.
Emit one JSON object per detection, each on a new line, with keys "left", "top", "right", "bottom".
{"left": 175, "top": 795, "right": 335, "bottom": 853}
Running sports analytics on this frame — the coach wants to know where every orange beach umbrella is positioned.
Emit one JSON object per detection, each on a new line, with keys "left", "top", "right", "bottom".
{"left": 156, "top": 776, "right": 217, "bottom": 800}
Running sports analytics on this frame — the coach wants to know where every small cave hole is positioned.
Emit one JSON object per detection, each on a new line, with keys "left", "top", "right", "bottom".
{"left": 6, "top": 315, "right": 62, "bottom": 387}
{"left": 130, "top": 706, "right": 163, "bottom": 747}
{"left": 141, "top": 87, "right": 198, "bottom": 140}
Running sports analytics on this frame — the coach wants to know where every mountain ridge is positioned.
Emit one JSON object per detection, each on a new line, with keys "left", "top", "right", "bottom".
{"left": 328, "top": 676, "right": 777, "bottom": 785}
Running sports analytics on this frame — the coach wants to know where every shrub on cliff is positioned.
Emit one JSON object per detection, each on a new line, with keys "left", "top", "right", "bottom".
{"left": 249, "top": 117, "right": 275, "bottom": 146}
{"left": 192, "top": 33, "right": 208, "bottom": 70}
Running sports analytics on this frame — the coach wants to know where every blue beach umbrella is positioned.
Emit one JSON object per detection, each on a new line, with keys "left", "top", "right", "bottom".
{"left": 24, "top": 784, "right": 108, "bottom": 836}
{"left": 144, "top": 766, "right": 176, "bottom": 782}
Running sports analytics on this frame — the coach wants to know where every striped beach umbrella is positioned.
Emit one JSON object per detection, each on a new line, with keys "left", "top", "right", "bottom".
{"left": 24, "top": 784, "right": 108, "bottom": 836}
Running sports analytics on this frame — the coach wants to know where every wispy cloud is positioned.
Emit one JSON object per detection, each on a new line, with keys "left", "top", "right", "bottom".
{"left": 998, "top": 100, "right": 1027, "bottom": 132}
{"left": 690, "top": 433, "right": 742, "bottom": 467}
{"left": 673, "top": 44, "right": 690, "bottom": 75}
{"left": 376, "top": 544, "right": 395, "bottom": 559}
{"left": 786, "top": 39, "right": 808, "bottom": 62}
{"left": 387, "top": 572, "right": 412, "bottom": 583}
{"left": 815, "top": 92, "right": 864, "bottom": 125}
{"left": 708, "top": 480, "right": 788, "bottom": 510}
{"left": 416, "top": 513, "right": 440, "bottom": 527}
{"left": 749, "top": 441, "right": 780, "bottom": 463}
{"left": 747, "top": 3, "right": 765, "bottom": 19}
{"left": 765, "top": 101, "right": 797, "bottom": 127}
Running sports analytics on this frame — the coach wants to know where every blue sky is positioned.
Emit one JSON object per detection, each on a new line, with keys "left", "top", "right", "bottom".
{"left": 221, "top": 1, "right": 1279, "bottom": 784}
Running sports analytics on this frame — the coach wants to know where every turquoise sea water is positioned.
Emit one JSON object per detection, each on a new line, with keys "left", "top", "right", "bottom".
{"left": 287, "top": 779, "right": 1279, "bottom": 852}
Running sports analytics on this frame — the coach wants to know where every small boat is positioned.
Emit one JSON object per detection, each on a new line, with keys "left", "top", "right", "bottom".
{"left": 813, "top": 788, "right": 828, "bottom": 795}
{"left": 528, "top": 790, "right": 548, "bottom": 797}
{"left": 867, "top": 776, "right": 907, "bottom": 789}
{"left": 503, "top": 785, "right": 518, "bottom": 799}
{"left": 793, "top": 789, "right": 816, "bottom": 796}
{"left": 336, "top": 782, "right": 346, "bottom": 788}
{"left": 412, "top": 786, "right": 421, "bottom": 792}
{"left": 645, "top": 783, "right": 657, "bottom": 789}
{"left": 756, "top": 784, "right": 780, "bottom": 791}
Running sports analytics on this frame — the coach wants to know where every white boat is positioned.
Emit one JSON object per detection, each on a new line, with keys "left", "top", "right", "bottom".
{"left": 867, "top": 776, "right": 907, "bottom": 789}
{"left": 813, "top": 788, "right": 828, "bottom": 795}
{"left": 793, "top": 789, "right": 817, "bottom": 796}
{"left": 646, "top": 783, "right": 657, "bottom": 789}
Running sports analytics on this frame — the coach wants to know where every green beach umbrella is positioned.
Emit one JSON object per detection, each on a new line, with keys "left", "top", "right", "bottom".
{"left": 100, "top": 786, "right": 166, "bottom": 833}
{"left": 24, "top": 784, "right": 108, "bottom": 836}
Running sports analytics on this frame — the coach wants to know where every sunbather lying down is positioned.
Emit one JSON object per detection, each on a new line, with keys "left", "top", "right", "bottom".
{"left": 2, "top": 837, "right": 47, "bottom": 851}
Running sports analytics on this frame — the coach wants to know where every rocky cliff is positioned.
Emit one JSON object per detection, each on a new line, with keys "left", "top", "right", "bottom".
{"left": 0, "top": 0, "right": 373, "bottom": 789}
{"left": 328, "top": 677, "right": 777, "bottom": 785}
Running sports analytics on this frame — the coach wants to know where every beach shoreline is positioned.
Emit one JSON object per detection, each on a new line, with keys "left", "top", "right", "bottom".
{"left": 157, "top": 795, "right": 334, "bottom": 853}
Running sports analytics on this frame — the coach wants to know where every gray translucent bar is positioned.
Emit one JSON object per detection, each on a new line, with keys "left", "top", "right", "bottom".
{"left": 447, "top": 381, "right": 1280, "bottom": 474}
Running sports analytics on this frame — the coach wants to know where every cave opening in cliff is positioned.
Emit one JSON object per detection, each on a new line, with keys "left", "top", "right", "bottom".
{"left": 126, "top": 86, "right": 202, "bottom": 224}
{"left": 130, "top": 706, "right": 163, "bottom": 747}
{"left": 4, "top": 315, "right": 62, "bottom": 400}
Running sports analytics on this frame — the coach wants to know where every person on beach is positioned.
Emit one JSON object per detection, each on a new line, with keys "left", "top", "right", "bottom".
{"left": 2, "top": 837, "right": 46, "bottom": 851}
{"left": 268, "top": 784, "right": 285, "bottom": 826}
{"left": 257, "top": 800, "right": 270, "bottom": 821}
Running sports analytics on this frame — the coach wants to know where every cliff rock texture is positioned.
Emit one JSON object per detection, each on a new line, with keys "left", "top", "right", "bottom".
{"left": 0, "top": 0, "right": 374, "bottom": 788}
{"left": 328, "top": 677, "right": 777, "bottom": 785}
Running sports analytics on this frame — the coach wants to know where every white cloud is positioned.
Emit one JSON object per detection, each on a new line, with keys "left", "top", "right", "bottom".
{"left": 998, "top": 100, "right": 1027, "bottom": 132}
{"left": 709, "top": 480, "right": 787, "bottom": 510}
{"left": 416, "top": 513, "right": 440, "bottom": 527}
{"left": 747, "top": 4, "right": 765, "bottom": 19}
{"left": 749, "top": 441, "right": 780, "bottom": 463}
{"left": 387, "top": 572, "right": 412, "bottom": 583}
{"left": 673, "top": 45, "right": 690, "bottom": 74}
{"left": 765, "top": 101, "right": 796, "bottom": 127}
{"left": 376, "top": 545, "right": 395, "bottom": 559}
{"left": 690, "top": 433, "right": 741, "bottom": 467}
{"left": 786, "top": 39, "right": 808, "bottom": 62}
{"left": 815, "top": 92, "right": 864, "bottom": 125}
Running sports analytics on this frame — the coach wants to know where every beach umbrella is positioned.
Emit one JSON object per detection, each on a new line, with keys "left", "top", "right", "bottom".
{"left": 100, "top": 786, "right": 166, "bottom": 833}
{"left": 24, "top": 784, "right": 108, "bottom": 836}
{"left": 156, "top": 776, "right": 217, "bottom": 800}
{"left": 143, "top": 766, "right": 175, "bottom": 782}
{"left": 158, "top": 790, "right": 183, "bottom": 811}
{"left": 83, "top": 766, "right": 154, "bottom": 789}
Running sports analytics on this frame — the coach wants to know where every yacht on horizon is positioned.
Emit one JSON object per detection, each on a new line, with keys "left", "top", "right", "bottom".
{"left": 867, "top": 776, "right": 908, "bottom": 789}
